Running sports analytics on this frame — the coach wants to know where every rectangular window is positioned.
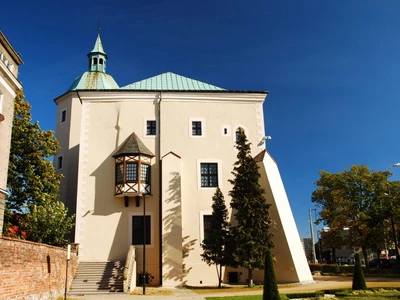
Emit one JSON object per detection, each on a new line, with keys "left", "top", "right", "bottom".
{"left": 126, "top": 163, "right": 138, "bottom": 181}
{"left": 57, "top": 156, "right": 63, "bottom": 170}
{"left": 192, "top": 121, "right": 202, "bottom": 136}
{"left": 203, "top": 215, "right": 214, "bottom": 242}
{"left": 132, "top": 215, "right": 151, "bottom": 245}
{"left": 116, "top": 163, "right": 124, "bottom": 184}
{"left": 200, "top": 163, "right": 218, "bottom": 187}
{"left": 141, "top": 164, "right": 150, "bottom": 183}
{"left": 146, "top": 120, "right": 156, "bottom": 135}
{"left": 61, "top": 110, "right": 66, "bottom": 123}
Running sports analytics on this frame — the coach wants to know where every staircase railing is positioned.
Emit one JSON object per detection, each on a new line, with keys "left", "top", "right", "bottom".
{"left": 123, "top": 246, "right": 136, "bottom": 293}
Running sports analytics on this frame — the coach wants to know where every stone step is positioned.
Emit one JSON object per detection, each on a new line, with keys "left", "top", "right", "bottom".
{"left": 69, "top": 261, "right": 125, "bottom": 295}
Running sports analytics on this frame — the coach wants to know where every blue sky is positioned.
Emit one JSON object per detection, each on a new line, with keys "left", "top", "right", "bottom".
{"left": 2, "top": 0, "right": 400, "bottom": 239}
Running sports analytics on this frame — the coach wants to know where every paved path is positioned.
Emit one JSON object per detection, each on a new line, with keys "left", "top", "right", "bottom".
{"left": 70, "top": 275, "right": 400, "bottom": 299}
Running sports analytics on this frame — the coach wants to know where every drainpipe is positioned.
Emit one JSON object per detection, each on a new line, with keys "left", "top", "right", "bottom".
{"left": 158, "top": 92, "right": 163, "bottom": 286}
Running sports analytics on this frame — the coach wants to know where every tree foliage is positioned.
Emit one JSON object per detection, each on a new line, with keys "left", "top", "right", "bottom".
{"left": 7, "top": 89, "right": 61, "bottom": 212}
{"left": 229, "top": 129, "right": 273, "bottom": 286}
{"left": 21, "top": 198, "right": 74, "bottom": 245}
{"left": 263, "top": 248, "right": 280, "bottom": 300}
{"left": 201, "top": 187, "right": 231, "bottom": 288}
{"left": 312, "top": 165, "right": 390, "bottom": 267}
{"left": 3, "top": 90, "right": 73, "bottom": 245}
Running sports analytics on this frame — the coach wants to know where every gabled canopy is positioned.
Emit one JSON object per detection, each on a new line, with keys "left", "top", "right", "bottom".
{"left": 113, "top": 132, "right": 154, "bottom": 158}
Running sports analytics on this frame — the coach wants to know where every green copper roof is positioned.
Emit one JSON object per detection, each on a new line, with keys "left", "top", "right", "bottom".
{"left": 90, "top": 33, "right": 106, "bottom": 56}
{"left": 67, "top": 71, "right": 119, "bottom": 91}
{"left": 113, "top": 132, "right": 154, "bottom": 157}
{"left": 122, "top": 72, "right": 225, "bottom": 91}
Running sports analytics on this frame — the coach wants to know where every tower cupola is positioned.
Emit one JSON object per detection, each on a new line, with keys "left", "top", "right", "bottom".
{"left": 88, "top": 31, "right": 107, "bottom": 73}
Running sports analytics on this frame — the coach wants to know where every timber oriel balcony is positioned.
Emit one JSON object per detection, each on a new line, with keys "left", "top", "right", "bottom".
{"left": 113, "top": 132, "right": 154, "bottom": 200}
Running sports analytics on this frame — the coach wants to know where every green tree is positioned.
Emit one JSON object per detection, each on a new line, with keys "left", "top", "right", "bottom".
{"left": 6, "top": 90, "right": 61, "bottom": 212}
{"left": 352, "top": 253, "right": 367, "bottom": 290}
{"left": 3, "top": 90, "right": 73, "bottom": 245}
{"left": 21, "top": 198, "right": 74, "bottom": 245}
{"left": 229, "top": 129, "right": 273, "bottom": 287}
{"left": 312, "top": 165, "right": 390, "bottom": 271}
{"left": 201, "top": 187, "right": 231, "bottom": 288}
{"left": 263, "top": 248, "right": 279, "bottom": 300}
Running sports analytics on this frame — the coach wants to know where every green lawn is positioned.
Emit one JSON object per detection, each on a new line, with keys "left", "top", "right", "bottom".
{"left": 205, "top": 289, "right": 400, "bottom": 300}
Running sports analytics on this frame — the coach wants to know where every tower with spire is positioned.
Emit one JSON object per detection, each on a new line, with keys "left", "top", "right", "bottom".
{"left": 67, "top": 31, "right": 118, "bottom": 91}
{"left": 88, "top": 30, "right": 107, "bottom": 73}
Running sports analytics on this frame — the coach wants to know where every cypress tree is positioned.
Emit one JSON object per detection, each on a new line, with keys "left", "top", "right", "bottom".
{"left": 201, "top": 187, "right": 230, "bottom": 287}
{"left": 352, "top": 253, "right": 367, "bottom": 290}
{"left": 229, "top": 128, "right": 273, "bottom": 286}
{"left": 263, "top": 248, "right": 280, "bottom": 300}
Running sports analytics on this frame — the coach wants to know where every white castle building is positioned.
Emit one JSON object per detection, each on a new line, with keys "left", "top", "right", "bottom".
{"left": 54, "top": 33, "right": 312, "bottom": 288}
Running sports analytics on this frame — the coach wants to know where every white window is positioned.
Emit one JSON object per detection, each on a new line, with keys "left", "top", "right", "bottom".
{"left": 143, "top": 118, "right": 158, "bottom": 137}
{"left": 128, "top": 212, "right": 154, "bottom": 248}
{"left": 60, "top": 109, "right": 67, "bottom": 123}
{"left": 56, "top": 155, "right": 63, "bottom": 170}
{"left": 189, "top": 117, "right": 206, "bottom": 139}
{"left": 197, "top": 159, "right": 222, "bottom": 190}
{"left": 199, "top": 211, "right": 213, "bottom": 244}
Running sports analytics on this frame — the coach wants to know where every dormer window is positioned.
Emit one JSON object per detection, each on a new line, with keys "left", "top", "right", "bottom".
{"left": 113, "top": 132, "right": 154, "bottom": 206}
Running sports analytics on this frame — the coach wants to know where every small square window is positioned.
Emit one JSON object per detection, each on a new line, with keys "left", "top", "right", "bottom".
{"left": 132, "top": 215, "right": 151, "bottom": 245}
{"left": 200, "top": 163, "right": 218, "bottom": 187}
{"left": 192, "top": 121, "right": 202, "bottom": 136}
{"left": 146, "top": 120, "right": 157, "bottom": 135}
{"left": 57, "top": 156, "right": 63, "bottom": 170}
{"left": 61, "top": 110, "right": 66, "bottom": 123}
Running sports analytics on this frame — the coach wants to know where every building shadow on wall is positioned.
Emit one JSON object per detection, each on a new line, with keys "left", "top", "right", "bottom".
{"left": 162, "top": 171, "right": 196, "bottom": 286}
{"left": 89, "top": 156, "right": 135, "bottom": 261}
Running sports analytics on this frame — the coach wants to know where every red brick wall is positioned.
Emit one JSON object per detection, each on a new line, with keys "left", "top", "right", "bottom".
{"left": 0, "top": 237, "right": 78, "bottom": 300}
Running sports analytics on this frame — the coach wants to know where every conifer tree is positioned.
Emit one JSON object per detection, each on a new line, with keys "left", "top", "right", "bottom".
{"left": 352, "top": 253, "right": 367, "bottom": 290}
{"left": 263, "top": 248, "right": 280, "bottom": 300}
{"left": 201, "top": 187, "right": 230, "bottom": 287}
{"left": 229, "top": 128, "right": 273, "bottom": 287}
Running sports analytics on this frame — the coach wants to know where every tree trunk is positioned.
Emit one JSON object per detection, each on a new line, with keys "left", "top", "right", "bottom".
{"left": 248, "top": 268, "right": 253, "bottom": 287}
{"left": 361, "top": 247, "right": 369, "bottom": 273}
{"left": 218, "top": 264, "right": 222, "bottom": 288}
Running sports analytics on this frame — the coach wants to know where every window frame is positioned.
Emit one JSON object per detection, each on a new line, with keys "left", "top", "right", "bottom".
{"left": 143, "top": 117, "right": 158, "bottom": 138}
{"left": 129, "top": 212, "right": 154, "bottom": 248}
{"left": 199, "top": 211, "right": 213, "bottom": 244}
{"left": 197, "top": 159, "right": 222, "bottom": 190}
{"left": 200, "top": 163, "right": 219, "bottom": 188}
{"left": 60, "top": 109, "right": 67, "bottom": 124}
{"left": 189, "top": 117, "right": 206, "bottom": 139}
{"left": 146, "top": 120, "right": 157, "bottom": 136}
{"left": 56, "top": 155, "right": 63, "bottom": 170}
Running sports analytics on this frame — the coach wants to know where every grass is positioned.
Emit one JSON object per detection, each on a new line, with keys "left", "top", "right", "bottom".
{"left": 191, "top": 285, "right": 263, "bottom": 295}
{"left": 204, "top": 288, "right": 400, "bottom": 299}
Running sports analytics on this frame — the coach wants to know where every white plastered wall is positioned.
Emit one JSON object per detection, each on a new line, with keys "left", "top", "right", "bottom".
{"left": 258, "top": 150, "right": 313, "bottom": 283}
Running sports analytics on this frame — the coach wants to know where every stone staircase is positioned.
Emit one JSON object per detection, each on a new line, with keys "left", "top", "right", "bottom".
{"left": 69, "top": 261, "right": 125, "bottom": 295}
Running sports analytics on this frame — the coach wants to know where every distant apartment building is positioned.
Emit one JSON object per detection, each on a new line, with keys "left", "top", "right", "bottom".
{"left": 0, "top": 30, "right": 23, "bottom": 235}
